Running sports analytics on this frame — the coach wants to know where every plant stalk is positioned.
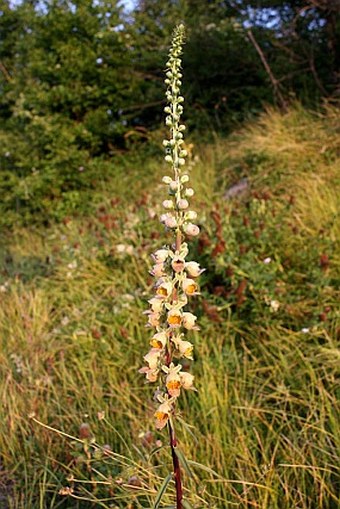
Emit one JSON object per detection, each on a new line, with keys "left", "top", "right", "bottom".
{"left": 168, "top": 420, "right": 183, "bottom": 509}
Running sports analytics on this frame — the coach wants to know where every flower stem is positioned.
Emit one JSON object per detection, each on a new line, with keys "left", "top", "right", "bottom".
{"left": 168, "top": 420, "right": 183, "bottom": 509}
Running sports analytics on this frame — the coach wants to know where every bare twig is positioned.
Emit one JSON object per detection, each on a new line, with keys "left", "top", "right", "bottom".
{"left": 247, "top": 29, "right": 288, "bottom": 110}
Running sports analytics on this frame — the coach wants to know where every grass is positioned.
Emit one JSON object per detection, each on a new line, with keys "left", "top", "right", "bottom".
{"left": 0, "top": 103, "right": 339, "bottom": 508}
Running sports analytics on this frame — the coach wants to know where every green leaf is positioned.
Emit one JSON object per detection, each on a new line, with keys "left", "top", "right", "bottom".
{"left": 153, "top": 473, "right": 173, "bottom": 509}
{"left": 174, "top": 448, "right": 194, "bottom": 479}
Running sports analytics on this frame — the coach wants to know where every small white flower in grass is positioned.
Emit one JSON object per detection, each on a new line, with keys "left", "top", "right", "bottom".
{"left": 185, "top": 261, "right": 204, "bottom": 278}
{"left": 301, "top": 327, "right": 310, "bottom": 333}
{"left": 183, "top": 223, "right": 200, "bottom": 236}
{"left": 270, "top": 300, "right": 280, "bottom": 312}
{"left": 167, "top": 309, "right": 182, "bottom": 328}
{"left": 180, "top": 372, "right": 195, "bottom": 390}
{"left": 182, "top": 278, "right": 199, "bottom": 296}
{"left": 182, "top": 312, "right": 199, "bottom": 330}
{"left": 263, "top": 257, "right": 272, "bottom": 264}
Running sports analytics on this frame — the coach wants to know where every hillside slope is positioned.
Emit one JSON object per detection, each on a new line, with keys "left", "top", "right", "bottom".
{"left": 0, "top": 104, "right": 339, "bottom": 508}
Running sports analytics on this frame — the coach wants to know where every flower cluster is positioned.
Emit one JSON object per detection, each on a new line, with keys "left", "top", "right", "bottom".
{"left": 140, "top": 25, "right": 204, "bottom": 430}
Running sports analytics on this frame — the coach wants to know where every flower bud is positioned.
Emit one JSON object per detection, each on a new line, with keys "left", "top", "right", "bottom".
{"left": 164, "top": 155, "right": 172, "bottom": 163}
{"left": 180, "top": 372, "right": 195, "bottom": 389}
{"left": 162, "top": 200, "right": 173, "bottom": 209}
{"left": 184, "top": 223, "right": 200, "bottom": 236}
{"left": 186, "top": 210, "right": 197, "bottom": 220}
{"left": 185, "top": 261, "right": 204, "bottom": 278}
{"left": 181, "top": 175, "right": 189, "bottom": 183}
{"left": 177, "top": 199, "right": 189, "bottom": 210}
{"left": 162, "top": 176, "right": 172, "bottom": 184}
{"left": 182, "top": 312, "right": 198, "bottom": 330}
{"left": 165, "top": 215, "right": 177, "bottom": 228}
{"left": 185, "top": 188, "right": 194, "bottom": 197}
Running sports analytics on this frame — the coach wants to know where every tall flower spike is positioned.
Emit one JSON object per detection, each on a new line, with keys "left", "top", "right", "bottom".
{"left": 140, "top": 24, "right": 202, "bottom": 509}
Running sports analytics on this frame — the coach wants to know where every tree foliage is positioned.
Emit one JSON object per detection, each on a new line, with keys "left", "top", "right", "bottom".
{"left": 0, "top": 0, "right": 338, "bottom": 225}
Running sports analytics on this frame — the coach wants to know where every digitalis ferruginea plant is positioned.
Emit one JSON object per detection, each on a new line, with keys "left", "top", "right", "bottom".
{"left": 139, "top": 24, "right": 203, "bottom": 509}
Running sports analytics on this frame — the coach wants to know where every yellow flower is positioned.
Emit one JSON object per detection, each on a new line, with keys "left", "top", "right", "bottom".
{"left": 154, "top": 400, "right": 173, "bottom": 430}
{"left": 176, "top": 340, "right": 193, "bottom": 359}
{"left": 163, "top": 363, "right": 182, "bottom": 397}
{"left": 167, "top": 309, "right": 182, "bottom": 328}
{"left": 156, "top": 281, "right": 173, "bottom": 299}
{"left": 182, "top": 278, "right": 199, "bottom": 295}
{"left": 150, "top": 331, "right": 167, "bottom": 349}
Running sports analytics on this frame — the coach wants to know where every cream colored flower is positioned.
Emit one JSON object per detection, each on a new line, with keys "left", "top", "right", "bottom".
{"left": 180, "top": 372, "right": 195, "bottom": 390}
{"left": 143, "top": 348, "right": 161, "bottom": 369}
{"left": 152, "top": 249, "right": 169, "bottom": 263}
{"left": 139, "top": 366, "right": 159, "bottom": 382}
{"left": 163, "top": 363, "right": 182, "bottom": 397}
{"left": 176, "top": 340, "right": 193, "bottom": 359}
{"left": 154, "top": 400, "right": 172, "bottom": 430}
{"left": 146, "top": 312, "right": 161, "bottom": 328}
{"left": 167, "top": 309, "right": 182, "bottom": 328}
{"left": 151, "top": 263, "right": 166, "bottom": 278}
{"left": 182, "top": 278, "right": 199, "bottom": 295}
{"left": 185, "top": 261, "right": 204, "bottom": 278}
{"left": 171, "top": 256, "right": 185, "bottom": 273}
{"left": 148, "top": 297, "right": 164, "bottom": 313}
{"left": 150, "top": 331, "right": 167, "bottom": 349}
{"left": 182, "top": 312, "right": 199, "bottom": 330}
{"left": 156, "top": 281, "right": 173, "bottom": 299}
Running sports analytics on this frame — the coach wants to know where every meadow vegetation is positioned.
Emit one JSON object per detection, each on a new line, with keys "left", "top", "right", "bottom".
{"left": 0, "top": 103, "right": 339, "bottom": 508}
